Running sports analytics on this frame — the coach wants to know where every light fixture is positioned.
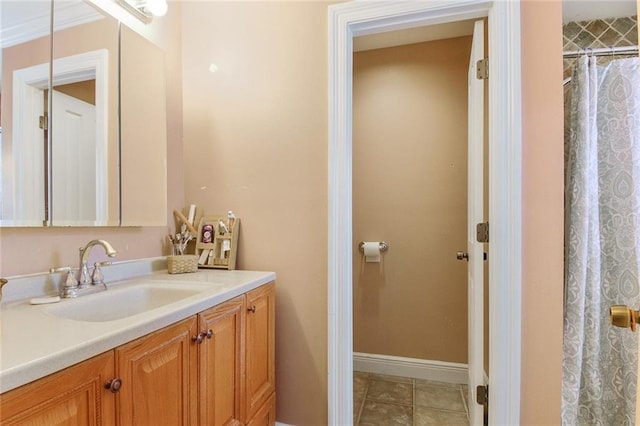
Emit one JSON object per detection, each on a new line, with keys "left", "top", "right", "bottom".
{"left": 116, "top": 0, "right": 168, "bottom": 24}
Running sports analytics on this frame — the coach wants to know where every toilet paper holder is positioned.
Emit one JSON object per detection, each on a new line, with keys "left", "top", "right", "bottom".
{"left": 358, "top": 241, "right": 389, "bottom": 253}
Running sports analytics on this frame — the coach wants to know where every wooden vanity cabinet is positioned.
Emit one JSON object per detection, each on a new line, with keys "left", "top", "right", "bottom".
{"left": 0, "top": 351, "right": 116, "bottom": 425}
{"left": 0, "top": 282, "right": 275, "bottom": 426}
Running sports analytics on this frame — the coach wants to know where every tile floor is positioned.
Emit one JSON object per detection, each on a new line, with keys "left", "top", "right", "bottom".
{"left": 354, "top": 371, "right": 469, "bottom": 425}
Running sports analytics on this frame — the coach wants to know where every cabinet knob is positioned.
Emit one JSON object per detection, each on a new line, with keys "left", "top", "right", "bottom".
{"left": 192, "top": 330, "right": 213, "bottom": 344}
{"left": 192, "top": 333, "right": 204, "bottom": 344}
{"left": 247, "top": 305, "right": 256, "bottom": 313}
{"left": 105, "top": 378, "right": 122, "bottom": 393}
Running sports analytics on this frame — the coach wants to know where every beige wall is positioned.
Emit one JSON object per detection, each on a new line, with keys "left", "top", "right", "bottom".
{"left": 0, "top": 1, "right": 565, "bottom": 424}
{"left": 181, "top": 2, "right": 330, "bottom": 423}
{"left": 352, "top": 37, "right": 471, "bottom": 363}
{"left": 520, "top": 0, "right": 564, "bottom": 424}
{"left": 55, "top": 81, "right": 96, "bottom": 105}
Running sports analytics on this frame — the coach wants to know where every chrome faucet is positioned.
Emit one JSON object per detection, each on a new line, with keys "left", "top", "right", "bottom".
{"left": 78, "top": 239, "right": 117, "bottom": 287}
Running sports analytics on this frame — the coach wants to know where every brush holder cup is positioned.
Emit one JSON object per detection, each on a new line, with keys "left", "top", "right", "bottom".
{"left": 167, "top": 255, "right": 198, "bottom": 274}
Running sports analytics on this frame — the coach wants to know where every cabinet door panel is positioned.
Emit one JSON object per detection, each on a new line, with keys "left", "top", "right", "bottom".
{"left": 247, "top": 393, "right": 276, "bottom": 426}
{"left": 0, "top": 352, "right": 116, "bottom": 426}
{"left": 245, "top": 282, "right": 275, "bottom": 422}
{"left": 115, "top": 317, "right": 197, "bottom": 425}
{"left": 199, "top": 295, "right": 245, "bottom": 426}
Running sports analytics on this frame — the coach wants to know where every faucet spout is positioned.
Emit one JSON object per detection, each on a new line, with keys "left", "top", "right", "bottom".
{"left": 78, "top": 240, "right": 117, "bottom": 286}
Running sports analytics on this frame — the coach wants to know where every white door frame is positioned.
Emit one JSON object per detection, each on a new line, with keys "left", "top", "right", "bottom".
{"left": 327, "top": 1, "right": 522, "bottom": 425}
{"left": 11, "top": 62, "right": 48, "bottom": 225}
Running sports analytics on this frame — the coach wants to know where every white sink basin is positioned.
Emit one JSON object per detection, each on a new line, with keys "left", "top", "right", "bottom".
{"left": 43, "top": 282, "right": 212, "bottom": 322}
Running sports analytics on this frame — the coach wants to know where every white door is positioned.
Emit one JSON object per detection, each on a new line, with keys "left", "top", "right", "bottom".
{"left": 51, "top": 90, "right": 96, "bottom": 225}
{"left": 467, "top": 19, "right": 486, "bottom": 426}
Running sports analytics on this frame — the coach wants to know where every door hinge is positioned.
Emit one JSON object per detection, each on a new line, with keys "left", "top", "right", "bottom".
{"left": 39, "top": 114, "right": 48, "bottom": 130}
{"left": 476, "top": 384, "right": 488, "bottom": 405}
{"left": 476, "top": 58, "right": 488, "bottom": 80}
{"left": 476, "top": 384, "right": 489, "bottom": 426}
{"left": 476, "top": 222, "right": 489, "bottom": 243}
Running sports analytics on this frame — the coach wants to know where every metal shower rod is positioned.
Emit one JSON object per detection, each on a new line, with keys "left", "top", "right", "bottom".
{"left": 563, "top": 45, "right": 639, "bottom": 58}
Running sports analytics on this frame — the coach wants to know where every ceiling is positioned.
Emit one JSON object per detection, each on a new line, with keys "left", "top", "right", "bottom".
{"left": 354, "top": 1, "right": 637, "bottom": 52}
{"left": 0, "top": 1, "right": 637, "bottom": 59}
{"left": 1, "top": 0, "right": 102, "bottom": 49}
{"left": 353, "top": 19, "right": 476, "bottom": 53}
{"left": 0, "top": 0, "right": 103, "bottom": 90}
{"left": 562, "top": 0, "right": 636, "bottom": 23}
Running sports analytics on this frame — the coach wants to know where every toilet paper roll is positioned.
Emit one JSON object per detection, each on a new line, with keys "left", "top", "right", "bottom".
{"left": 363, "top": 242, "right": 381, "bottom": 263}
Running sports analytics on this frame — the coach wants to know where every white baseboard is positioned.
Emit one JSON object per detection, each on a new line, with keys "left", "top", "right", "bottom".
{"left": 353, "top": 352, "right": 468, "bottom": 384}
{"left": 276, "top": 423, "right": 294, "bottom": 426}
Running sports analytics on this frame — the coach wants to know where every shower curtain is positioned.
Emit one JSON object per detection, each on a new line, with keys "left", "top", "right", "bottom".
{"left": 563, "top": 55, "right": 640, "bottom": 425}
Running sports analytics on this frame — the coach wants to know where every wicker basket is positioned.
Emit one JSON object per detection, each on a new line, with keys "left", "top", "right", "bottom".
{"left": 167, "top": 255, "right": 198, "bottom": 274}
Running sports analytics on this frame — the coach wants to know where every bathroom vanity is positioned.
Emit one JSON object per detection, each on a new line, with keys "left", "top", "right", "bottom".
{"left": 0, "top": 265, "right": 275, "bottom": 425}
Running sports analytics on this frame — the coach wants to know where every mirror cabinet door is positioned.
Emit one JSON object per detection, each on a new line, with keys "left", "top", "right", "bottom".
{"left": 51, "top": 0, "right": 119, "bottom": 226}
{"left": 1, "top": 0, "right": 167, "bottom": 227}
{"left": 120, "top": 25, "right": 167, "bottom": 227}
{"left": 1, "top": 1, "right": 51, "bottom": 226}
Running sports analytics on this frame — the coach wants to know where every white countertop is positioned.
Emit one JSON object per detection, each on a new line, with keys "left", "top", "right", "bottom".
{"left": 0, "top": 267, "right": 275, "bottom": 393}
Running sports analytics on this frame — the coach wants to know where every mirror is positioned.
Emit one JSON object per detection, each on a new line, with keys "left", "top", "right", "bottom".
{"left": 51, "top": 0, "right": 119, "bottom": 226}
{"left": 0, "top": 0, "right": 118, "bottom": 226}
{"left": 0, "top": 0, "right": 167, "bottom": 227}
{"left": 119, "top": 25, "right": 167, "bottom": 227}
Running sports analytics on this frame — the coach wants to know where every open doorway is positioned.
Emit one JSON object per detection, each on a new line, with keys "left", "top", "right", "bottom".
{"left": 327, "top": 2, "right": 523, "bottom": 425}
{"left": 351, "top": 22, "right": 479, "bottom": 425}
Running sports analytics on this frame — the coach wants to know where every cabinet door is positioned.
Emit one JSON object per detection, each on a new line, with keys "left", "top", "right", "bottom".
{"left": 199, "top": 295, "right": 245, "bottom": 426}
{"left": 245, "top": 282, "right": 275, "bottom": 422}
{"left": 0, "top": 352, "right": 116, "bottom": 425}
{"left": 115, "top": 317, "right": 198, "bottom": 425}
{"left": 247, "top": 393, "right": 276, "bottom": 426}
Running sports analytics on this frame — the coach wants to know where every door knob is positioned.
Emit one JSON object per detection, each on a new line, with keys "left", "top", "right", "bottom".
{"left": 456, "top": 251, "right": 469, "bottom": 261}
{"left": 610, "top": 305, "right": 640, "bottom": 331}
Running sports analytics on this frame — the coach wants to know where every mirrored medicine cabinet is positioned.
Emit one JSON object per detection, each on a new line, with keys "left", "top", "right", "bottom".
{"left": 0, "top": 0, "right": 167, "bottom": 227}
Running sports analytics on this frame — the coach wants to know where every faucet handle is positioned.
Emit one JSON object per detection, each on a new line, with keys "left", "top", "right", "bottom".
{"left": 0, "top": 278, "right": 8, "bottom": 302}
{"left": 50, "top": 266, "right": 79, "bottom": 298}
{"left": 91, "top": 261, "right": 111, "bottom": 285}
{"left": 50, "top": 266, "right": 78, "bottom": 285}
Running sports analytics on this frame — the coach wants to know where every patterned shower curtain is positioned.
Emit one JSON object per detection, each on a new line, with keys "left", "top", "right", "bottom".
{"left": 563, "top": 55, "right": 640, "bottom": 425}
